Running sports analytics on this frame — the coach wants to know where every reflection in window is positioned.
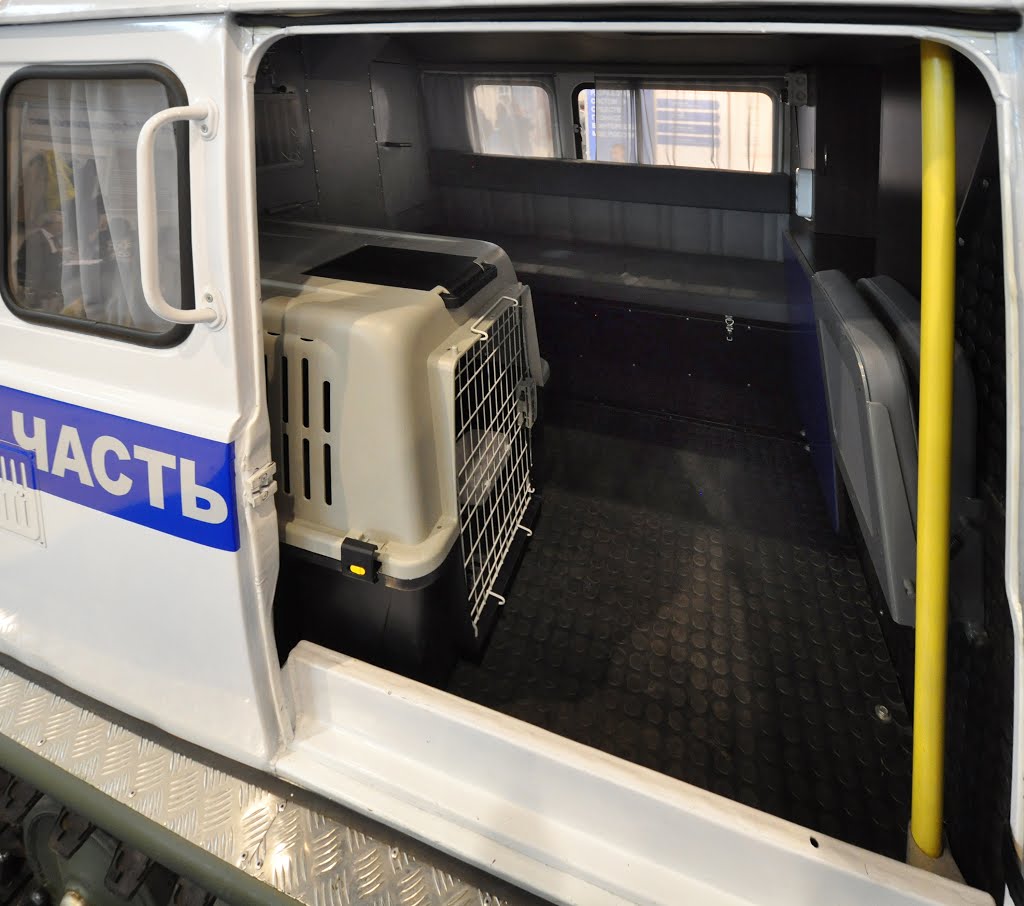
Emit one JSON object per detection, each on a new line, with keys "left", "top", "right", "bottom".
{"left": 469, "top": 83, "right": 557, "bottom": 159}
{"left": 6, "top": 77, "right": 185, "bottom": 335}
{"left": 578, "top": 84, "right": 776, "bottom": 173}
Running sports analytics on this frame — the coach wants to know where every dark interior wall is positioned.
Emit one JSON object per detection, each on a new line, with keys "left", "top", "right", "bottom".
{"left": 945, "top": 125, "right": 1012, "bottom": 906}
{"left": 254, "top": 40, "right": 319, "bottom": 215}
{"left": 255, "top": 36, "right": 435, "bottom": 229}
{"left": 874, "top": 60, "right": 920, "bottom": 289}
{"left": 800, "top": 50, "right": 992, "bottom": 289}
{"left": 254, "top": 35, "right": 389, "bottom": 225}
{"left": 812, "top": 66, "right": 881, "bottom": 239}
{"left": 875, "top": 52, "right": 995, "bottom": 294}
{"left": 367, "top": 43, "right": 435, "bottom": 230}
{"left": 301, "top": 35, "right": 395, "bottom": 228}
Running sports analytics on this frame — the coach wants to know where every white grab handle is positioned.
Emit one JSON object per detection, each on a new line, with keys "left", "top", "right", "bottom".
{"left": 136, "top": 101, "right": 222, "bottom": 327}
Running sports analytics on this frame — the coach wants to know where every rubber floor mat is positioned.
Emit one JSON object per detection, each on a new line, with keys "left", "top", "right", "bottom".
{"left": 448, "top": 404, "right": 912, "bottom": 860}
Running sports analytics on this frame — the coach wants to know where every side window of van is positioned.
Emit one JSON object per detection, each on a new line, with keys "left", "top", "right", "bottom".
{"left": 4, "top": 71, "right": 192, "bottom": 345}
{"left": 467, "top": 81, "right": 558, "bottom": 159}
{"left": 576, "top": 83, "right": 776, "bottom": 173}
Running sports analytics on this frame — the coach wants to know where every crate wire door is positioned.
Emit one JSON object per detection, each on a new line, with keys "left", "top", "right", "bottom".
{"left": 454, "top": 296, "right": 535, "bottom": 636}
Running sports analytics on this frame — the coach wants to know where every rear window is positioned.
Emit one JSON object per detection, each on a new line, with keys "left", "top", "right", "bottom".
{"left": 577, "top": 84, "right": 776, "bottom": 173}
{"left": 468, "top": 82, "right": 557, "bottom": 159}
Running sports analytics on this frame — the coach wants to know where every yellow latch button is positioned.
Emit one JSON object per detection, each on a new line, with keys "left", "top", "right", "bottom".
{"left": 341, "top": 537, "right": 378, "bottom": 582}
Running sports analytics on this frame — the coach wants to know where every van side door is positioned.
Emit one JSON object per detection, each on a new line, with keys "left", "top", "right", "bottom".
{"left": 0, "top": 17, "right": 284, "bottom": 763}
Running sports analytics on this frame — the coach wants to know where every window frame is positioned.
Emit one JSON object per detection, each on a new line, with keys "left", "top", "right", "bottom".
{"left": 0, "top": 63, "right": 195, "bottom": 348}
{"left": 572, "top": 79, "right": 782, "bottom": 174}
{"left": 465, "top": 76, "right": 561, "bottom": 160}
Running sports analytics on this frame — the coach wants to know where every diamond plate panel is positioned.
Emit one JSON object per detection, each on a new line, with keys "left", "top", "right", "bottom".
{"left": 0, "top": 666, "right": 514, "bottom": 906}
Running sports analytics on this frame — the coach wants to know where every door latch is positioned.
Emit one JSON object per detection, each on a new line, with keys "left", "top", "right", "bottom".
{"left": 517, "top": 378, "right": 538, "bottom": 428}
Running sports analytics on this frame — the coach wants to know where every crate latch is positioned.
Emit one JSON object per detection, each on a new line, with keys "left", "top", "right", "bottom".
{"left": 341, "top": 538, "right": 380, "bottom": 582}
{"left": 517, "top": 378, "right": 538, "bottom": 428}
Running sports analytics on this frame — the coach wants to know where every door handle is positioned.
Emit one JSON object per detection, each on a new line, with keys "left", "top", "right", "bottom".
{"left": 136, "top": 101, "right": 224, "bottom": 328}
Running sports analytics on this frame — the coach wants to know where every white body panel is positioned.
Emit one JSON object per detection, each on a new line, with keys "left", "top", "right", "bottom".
{"left": 0, "top": 19, "right": 287, "bottom": 765}
{"left": 0, "top": 0, "right": 1019, "bottom": 27}
{"left": 0, "top": 7, "right": 1019, "bottom": 906}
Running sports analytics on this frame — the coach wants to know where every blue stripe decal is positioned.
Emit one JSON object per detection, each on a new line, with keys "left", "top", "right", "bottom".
{"left": 0, "top": 385, "right": 239, "bottom": 552}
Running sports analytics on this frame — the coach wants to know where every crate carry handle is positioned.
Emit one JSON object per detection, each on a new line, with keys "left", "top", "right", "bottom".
{"left": 136, "top": 101, "right": 223, "bottom": 327}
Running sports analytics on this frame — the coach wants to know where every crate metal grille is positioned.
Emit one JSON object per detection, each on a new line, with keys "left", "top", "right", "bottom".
{"left": 454, "top": 298, "right": 535, "bottom": 635}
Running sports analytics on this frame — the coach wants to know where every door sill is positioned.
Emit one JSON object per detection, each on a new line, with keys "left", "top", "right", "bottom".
{"left": 278, "top": 642, "right": 990, "bottom": 906}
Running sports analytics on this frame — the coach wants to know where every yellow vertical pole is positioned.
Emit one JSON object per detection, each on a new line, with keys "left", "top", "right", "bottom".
{"left": 910, "top": 40, "right": 956, "bottom": 860}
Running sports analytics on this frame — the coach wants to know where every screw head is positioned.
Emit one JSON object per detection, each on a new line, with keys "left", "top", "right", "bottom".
{"left": 875, "top": 704, "right": 892, "bottom": 723}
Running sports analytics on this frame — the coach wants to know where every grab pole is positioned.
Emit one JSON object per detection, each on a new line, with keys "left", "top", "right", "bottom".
{"left": 909, "top": 40, "right": 957, "bottom": 860}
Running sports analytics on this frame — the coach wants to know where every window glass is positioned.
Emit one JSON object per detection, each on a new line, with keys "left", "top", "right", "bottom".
{"left": 578, "top": 84, "right": 775, "bottom": 173}
{"left": 469, "top": 82, "right": 557, "bottom": 158}
{"left": 6, "top": 77, "right": 186, "bottom": 335}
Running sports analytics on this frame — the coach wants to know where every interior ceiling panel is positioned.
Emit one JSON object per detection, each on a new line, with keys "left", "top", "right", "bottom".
{"left": 401, "top": 32, "right": 916, "bottom": 66}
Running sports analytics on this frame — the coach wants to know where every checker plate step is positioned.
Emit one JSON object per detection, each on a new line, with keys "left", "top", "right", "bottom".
{"left": 0, "top": 663, "right": 526, "bottom": 905}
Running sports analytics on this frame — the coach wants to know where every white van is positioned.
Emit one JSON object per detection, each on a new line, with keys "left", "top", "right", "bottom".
{"left": 0, "top": 2, "right": 1019, "bottom": 904}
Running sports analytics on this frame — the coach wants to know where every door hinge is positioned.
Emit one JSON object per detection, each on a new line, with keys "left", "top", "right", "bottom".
{"left": 245, "top": 461, "right": 277, "bottom": 508}
{"left": 785, "top": 71, "right": 810, "bottom": 106}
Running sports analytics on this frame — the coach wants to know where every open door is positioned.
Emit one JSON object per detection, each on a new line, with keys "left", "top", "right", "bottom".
{"left": 0, "top": 19, "right": 284, "bottom": 764}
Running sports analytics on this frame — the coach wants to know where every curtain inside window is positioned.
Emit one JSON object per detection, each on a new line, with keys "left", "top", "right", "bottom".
{"left": 7, "top": 78, "right": 182, "bottom": 333}
{"left": 583, "top": 79, "right": 638, "bottom": 164}
{"left": 422, "top": 73, "right": 559, "bottom": 158}
{"left": 421, "top": 72, "right": 474, "bottom": 152}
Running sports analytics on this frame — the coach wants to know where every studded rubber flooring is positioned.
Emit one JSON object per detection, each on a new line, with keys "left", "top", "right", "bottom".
{"left": 448, "top": 403, "right": 913, "bottom": 860}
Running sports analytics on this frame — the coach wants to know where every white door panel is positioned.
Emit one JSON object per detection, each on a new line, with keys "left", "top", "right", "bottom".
{"left": 0, "top": 18, "right": 284, "bottom": 765}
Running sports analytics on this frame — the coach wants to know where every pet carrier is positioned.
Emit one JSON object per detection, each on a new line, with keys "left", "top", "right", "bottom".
{"left": 260, "top": 222, "right": 544, "bottom": 677}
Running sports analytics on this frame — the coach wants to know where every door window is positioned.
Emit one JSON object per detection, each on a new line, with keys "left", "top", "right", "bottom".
{"left": 4, "top": 71, "right": 192, "bottom": 343}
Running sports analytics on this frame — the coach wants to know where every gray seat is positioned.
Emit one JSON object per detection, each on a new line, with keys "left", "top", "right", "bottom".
{"left": 812, "top": 270, "right": 981, "bottom": 627}
{"left": 483, "top": 234, "right": 791, "bottom": 322}
{"left": 857, "top": 275, "right": 978, "bottom": 511}
{"left": 857, "top": 275, "right": 983, "bottom": 628}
